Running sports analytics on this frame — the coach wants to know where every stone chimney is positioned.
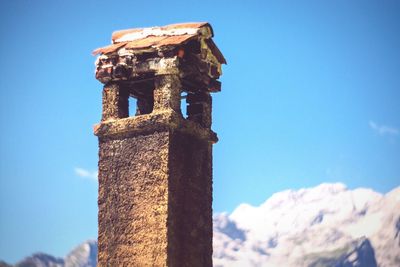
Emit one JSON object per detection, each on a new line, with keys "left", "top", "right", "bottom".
{"left": 92, "top": 22, "right": 226, "bottom": 266}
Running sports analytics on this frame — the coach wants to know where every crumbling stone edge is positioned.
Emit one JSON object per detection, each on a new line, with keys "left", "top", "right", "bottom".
{"left": 94, "top": 110, "right": 218, "bottom": 143}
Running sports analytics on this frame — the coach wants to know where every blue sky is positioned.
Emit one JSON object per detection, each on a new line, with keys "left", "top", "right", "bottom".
{"left": 0, "top": 0, "right": 399, "bottom": 263}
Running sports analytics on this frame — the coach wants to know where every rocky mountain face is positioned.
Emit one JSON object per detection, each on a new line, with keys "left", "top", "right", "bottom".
{"left": 63, "top": 241, "right": 97, "bottom": 267}
{"left": 6, "top": 240, "right": 97, "bottom": 267}
{"left": 2, "top": 184, "right": 399, "bottom": 267}
{"left": 213, "top": 183, "right": 400, "bottom": 267}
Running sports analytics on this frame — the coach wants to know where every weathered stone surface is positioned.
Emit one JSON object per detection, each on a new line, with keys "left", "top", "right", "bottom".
{"left": 92, "top": 23, "right": 225, "bottom": 85}
{"left": 94, "top": 110, "right": 218, "bottom": 143}
{"left": 101, "top": 83, "right": 129, "bottom": 121}
{"left": 97, "top": 127, "right": 213, "bottom": 266}
{"left": 154, "top": 74, "right": 181, "bottom": 113}
{"left": 95, "top": 22, "right": 225, "bottom": 267}
{"left": 186, "top": 91, "right": 212, "bottom": 128}
{"left": 98, "top": 131, "right": 170, "bottom": 266}
{"left": 168, "top": 131, "right": 213, "bottom": 267}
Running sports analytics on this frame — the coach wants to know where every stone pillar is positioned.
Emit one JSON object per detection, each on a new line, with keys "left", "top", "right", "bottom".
{"left": 187, "top": 91, "right": 212, "bottom": 128}
{"left": 97, "top": 81, "right": 214, "bottom": 267}
{"left": 101, "top": 82, "right": 129, "bottom": 121}
{"left": 167, "top": 131, "right": 213, "bottom": 267}
{"left": 94, "top": 22, "right": 225, "bottom": 267}
{"left": 154, "top": 74, "right": 181, "bottom": 113}
{"left": 98, "top": 130, "right": 171, "bottom": 266}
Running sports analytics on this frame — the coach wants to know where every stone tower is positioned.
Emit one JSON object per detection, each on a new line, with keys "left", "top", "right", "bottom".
{"left": 92, "top": 23, "right": 225, "bottom": 266}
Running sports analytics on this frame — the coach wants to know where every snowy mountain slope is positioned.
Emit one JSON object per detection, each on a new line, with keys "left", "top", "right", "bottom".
{"left": 14, "top": 253, "right": 64, "bottom": 267}
{"left": 12, "top": 240, "right": 97, "bottom": 267}
{"left": 2, "top": 184, "right": 399, "bottom": 267}
{"left": 64, "top": 240, "right": 97, "bottom": 267}
{"left": 213, "top": 183, "right": 400, "bottom": 267}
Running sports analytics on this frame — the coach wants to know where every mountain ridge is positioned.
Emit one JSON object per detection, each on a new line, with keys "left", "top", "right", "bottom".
{"left": 214, "top": 183, "right": 399, "bottom": 266}
{"left": 2, "top": 183, "right": 399, "bottom": 267}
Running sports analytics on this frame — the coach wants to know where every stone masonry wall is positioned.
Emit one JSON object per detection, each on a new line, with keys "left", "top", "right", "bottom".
{"left": 98, "top": 129, "right": 212, "bottom": 267}
{"left": 168, "top": 131, "right": 213, "bottom": 267}
{"left": 98, "top": 131, "right": 170, "bottom": 266}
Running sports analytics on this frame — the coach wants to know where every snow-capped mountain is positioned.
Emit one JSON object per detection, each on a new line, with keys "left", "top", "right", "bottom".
{"left": 64, "top": 240, "right": 97, "bottom": 267}
{"left": 4, "top": 240, "right": 97, "bottom": 267}
{"left": 2, "top": 183, "right": 399, "bottom": 267}
{"left": 213, "top": 183, "right": 400, "bottom": 267}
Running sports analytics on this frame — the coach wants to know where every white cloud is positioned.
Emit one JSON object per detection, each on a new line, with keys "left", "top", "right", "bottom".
{"left": 369, "top": 121, "right": 399, "bottom": 136}
{"left": 74, "top": 167, "right": 98, "bottom": 181}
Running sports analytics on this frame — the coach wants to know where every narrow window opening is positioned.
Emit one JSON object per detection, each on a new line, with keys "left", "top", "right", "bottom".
{"left": 128, "top": 97, "right": 137, "bottom": 117}
{"left": 181, "top": 92, "right": 188, "bottom": 119}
